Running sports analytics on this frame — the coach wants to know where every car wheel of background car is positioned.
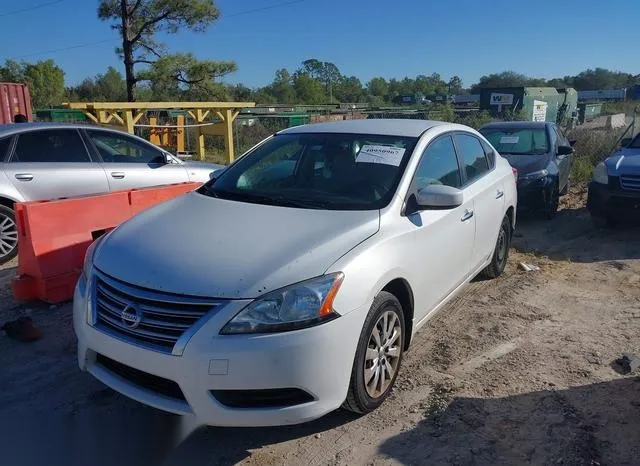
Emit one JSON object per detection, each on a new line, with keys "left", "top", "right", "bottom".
{"left": 343, "top": 291, "right": 405, "bottom": 414}
{"left": 560, "top": 179, "right": 570, "bottom": 196}
{"left": 545, "top": 184, "right": 560, "bottom": 220}
{"left": 481, "top": 215, "right": 511, "bottom": 279}
{"left": 0, "top": 205, "right": 18, "bottom": 265}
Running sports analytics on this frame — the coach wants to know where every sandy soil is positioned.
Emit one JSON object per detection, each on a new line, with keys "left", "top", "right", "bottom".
{"left": 1, "top": 187, "right": 640, "bottom": 466}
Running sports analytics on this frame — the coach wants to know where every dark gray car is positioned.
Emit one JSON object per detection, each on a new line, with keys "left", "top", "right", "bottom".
{"left": 480, "top": 121, "right": 574, "bottom": 219}
{"left": 0, "top": 123, "right": 223, "bottom": 264}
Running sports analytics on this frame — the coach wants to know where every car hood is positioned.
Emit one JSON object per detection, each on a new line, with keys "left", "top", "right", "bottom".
{"left": 94, "top": 192, "right": 380, "bottom": 299}
{"left": 181, "top": 161, "right": 225, "bottom": 183}
{"left": 605, "top": 148, "right": 640, "bottom": 176}
{"left": 500, "top": 153, "right": 549, "bottom": 175}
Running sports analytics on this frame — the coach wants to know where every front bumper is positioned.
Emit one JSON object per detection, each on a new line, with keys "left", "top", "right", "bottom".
{"left": 587, "top": 179, "right": 640, "bottom": 219}
{"left": 73, "top": 275, "right": 367, "bottom": 427}
{"left": 516, "top": 176, "right": 555, "bottom": 210}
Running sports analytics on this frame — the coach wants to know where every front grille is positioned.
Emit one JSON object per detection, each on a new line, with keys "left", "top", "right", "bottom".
{"left": 620, "top": 174, "right": 640, "bottom": 191}
{"left": 93, "top": 271, "right": 221, "bottom": 354}
{"left": 96, "top": 353, "right": 186, "bottom": 401}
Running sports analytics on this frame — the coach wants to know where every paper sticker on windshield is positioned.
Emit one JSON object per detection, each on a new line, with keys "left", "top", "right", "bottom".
{"left": 356, "top": 145, "right": 405, "bottom": 166}
{"left": 500, "top": 136, "right": 519, "bottom": 144}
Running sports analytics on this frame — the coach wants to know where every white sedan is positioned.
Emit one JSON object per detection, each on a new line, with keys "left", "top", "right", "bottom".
{"left": 74, "top": 119, "right": 517, "bottom": 426}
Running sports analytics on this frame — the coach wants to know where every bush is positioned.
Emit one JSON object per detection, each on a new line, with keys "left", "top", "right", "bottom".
{"left": 567, "top": 127, "right": 626, "bottom": 184}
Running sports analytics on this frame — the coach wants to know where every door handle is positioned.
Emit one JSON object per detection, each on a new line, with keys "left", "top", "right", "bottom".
{"left": 15, "top": 173, "right": 33, "bottom": 181}
{"left": 496, "top": 190, "right": 504, "bottom": 199}
{"left": 111, "top": 172, "right": 125, "bottom": 179}
{"left": 461, "top": 209, "right": 474, "bottom": 222}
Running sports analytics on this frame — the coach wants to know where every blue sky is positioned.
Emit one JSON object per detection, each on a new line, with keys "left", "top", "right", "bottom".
{"left": 1, "top": 0, "right": 638, "bottom": 88}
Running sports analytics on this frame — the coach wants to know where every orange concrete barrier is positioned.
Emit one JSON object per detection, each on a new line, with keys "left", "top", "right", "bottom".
{"left": 12, "top": 182, "right": 200, "bottom": 304}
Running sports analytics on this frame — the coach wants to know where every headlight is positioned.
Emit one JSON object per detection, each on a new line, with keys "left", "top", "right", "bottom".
{"left": 220, "top": 273, "right": 344, "bottom": 335}
{"left": 520, "top": 169, "right": 549, "bottom": 181}
{"left": 592, "top": 162, "right": 608, "bottom": 184}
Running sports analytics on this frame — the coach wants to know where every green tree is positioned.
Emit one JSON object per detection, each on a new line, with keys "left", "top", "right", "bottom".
{"left": 470, "top": 71, "right": 538, "bottom": 92}
{"left": 271, "top": 69, "right": 296, "bottom": 104}
{"left": 366, "top": 77, "right": 389, "bottom": 101}
{"left": 447, "top": 75, "right": 463, "bottom": 95}
{"left": 137, "top": 53, "right": 236, "bottom": 101}
{"left": 569, "top": 68, "right": 636, "bottom": 90}
{"left": 293, "top": 73, "right": 325, "bottom": 104}
{"left": 334, "top": 76, "right": 364, "bottom": 102}
{"left": 300, "top": 59, "right": 342, "bottom": 102}
{"left": 98, "top": 0, "right": 222, "bottom": 101}
{"left": 0, "top": 59, "right": 65, "bottom": 108}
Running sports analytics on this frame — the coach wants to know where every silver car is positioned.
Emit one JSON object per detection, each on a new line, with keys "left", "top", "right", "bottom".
{"left": 0, "top": 123, "right": 223, "bottom": 264}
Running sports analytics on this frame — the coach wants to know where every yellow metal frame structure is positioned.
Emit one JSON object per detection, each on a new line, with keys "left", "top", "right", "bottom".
{"left": 64, "top": 101, "right": 255, "bottom": 162}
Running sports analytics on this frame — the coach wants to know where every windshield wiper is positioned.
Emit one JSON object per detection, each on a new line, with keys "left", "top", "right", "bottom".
{"left": 213, "top": 190, "right": 329, "bottom": 209}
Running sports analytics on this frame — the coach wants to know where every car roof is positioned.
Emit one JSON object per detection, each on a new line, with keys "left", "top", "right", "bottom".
{"left": 278, "top": 119, "right": 452, "bottom": 137}
{"left": 0, "top": 122, "right": 130, "bottom": 138}
{"left": 479, "top": 121, "right": 551, "bottom": 131}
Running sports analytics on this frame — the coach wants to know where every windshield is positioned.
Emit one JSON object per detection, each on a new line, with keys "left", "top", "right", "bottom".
{"left": 198, "top": 132, "right": 418, "bottom": 210}
{"left": 629, "top": 135, "right": 640, "bottom": 148}
{"left": 480, "top": 128, "right": 549, "bottom": 155}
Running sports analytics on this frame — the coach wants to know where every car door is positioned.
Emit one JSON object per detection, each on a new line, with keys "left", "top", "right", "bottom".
{"left": 85, "top": 129, "right": 189, "bottom": 191}
{"left": 552, "top": 125, "right": 571, "bottom": 190}
{"left": 408, "top": 134, "right": 475, "bottom": 322}
{"left": 453, "top": 133, "right": 504, "bottom": 272}
{"left": 3, "top": 128, "right": 110, "bottom": 201}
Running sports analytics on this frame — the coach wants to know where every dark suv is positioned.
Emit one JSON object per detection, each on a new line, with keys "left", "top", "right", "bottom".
{"left": 587, "top": 133, "right": 640, "bottom": 227}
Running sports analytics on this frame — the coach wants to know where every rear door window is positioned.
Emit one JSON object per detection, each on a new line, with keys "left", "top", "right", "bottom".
{"left": 454, "top": 134, "right": 490, "bottom": 184}
{"left": 12, "top": 130, "right": 91, "bottom": 163}
{"left": 87, "top": 130, "right": 165, "bottom": 164}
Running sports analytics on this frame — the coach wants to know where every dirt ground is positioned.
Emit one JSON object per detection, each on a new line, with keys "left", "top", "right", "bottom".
{"left": 1, "top": 186, "right": 640, "bottom": 466}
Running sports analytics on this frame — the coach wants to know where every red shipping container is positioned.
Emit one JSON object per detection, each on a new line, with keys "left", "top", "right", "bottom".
{"left": 0, "top": 82, "right": 33, "bottom": 124}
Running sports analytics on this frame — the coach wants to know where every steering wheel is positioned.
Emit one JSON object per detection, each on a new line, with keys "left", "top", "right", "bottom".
{"left": 338, "top": 178, "right": 389, "bottom": 200}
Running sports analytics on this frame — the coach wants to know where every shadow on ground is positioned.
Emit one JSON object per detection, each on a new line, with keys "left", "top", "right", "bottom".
{"left": 379, "top": 377, "right": 640, "bottom": 465}
{"left": 512, "top": 206, "right": 640, "bottom": 263}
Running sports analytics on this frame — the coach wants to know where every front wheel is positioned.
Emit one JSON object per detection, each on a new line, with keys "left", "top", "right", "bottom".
{"left": 544, "top": 184, "right": 560, "bottom": 220}
{"left": 343, "top": 291, "right": 405, "bottom": 414}
{"left": 0, "top": 205, "right": 18, "bottom": 265}
{"left": 481, "top": 215, "right": 511, "bottom": 279}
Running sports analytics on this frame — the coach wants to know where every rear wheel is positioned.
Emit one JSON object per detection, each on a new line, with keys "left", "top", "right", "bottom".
{"left": 0, "top": 205, "right": 18, "bottom": 265}
{"left": 343, "top": 291, "right": 405, "bottom": 414}
{"left": 481, "top": 215, "right": 511, "bottom": 279}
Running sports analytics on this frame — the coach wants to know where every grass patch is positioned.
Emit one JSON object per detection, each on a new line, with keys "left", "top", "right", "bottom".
{"left": 568, "top": 127, "right": 627, "bottom": 184}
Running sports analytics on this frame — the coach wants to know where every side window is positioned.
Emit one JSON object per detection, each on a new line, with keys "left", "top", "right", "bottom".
{"left": 12, "top": 130, "right": 91, "bottom": 163}
{"left": 480, "top": 139, "right": 496, "bottom": 169}
{"left": 454, "top": 134, "right": 490, "bottom": 183}
{"left": 413, "top": 135, "right": 461, "bottom": 191}
{"left": 0, "top": 137, "right": 11, "bottom": 162}
{"left": 87, "top": 130, "right": 164, "bottom": 164}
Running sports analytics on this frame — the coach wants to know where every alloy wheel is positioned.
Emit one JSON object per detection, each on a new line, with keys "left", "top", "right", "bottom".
{"left": 364, "top": 310, "right": 402, "bottom": 398}
{"left": 0, "top": 213, "right": 18, "bottom": 260}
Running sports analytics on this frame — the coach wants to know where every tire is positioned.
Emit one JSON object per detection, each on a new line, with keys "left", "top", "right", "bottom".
{"left": 559, "top": 179, "right": 570, "bottom": 196}
{"left": 544, "top": 184, "right": 560, "bottom": 220}
{"left": 481, "top": 215, "right": 511, "bottom": 279}
{"left": 0, "top": 205, "right": 18, "bottom": 265}
{"left": 343, "top": 291, "right": 405, "bottom": 414}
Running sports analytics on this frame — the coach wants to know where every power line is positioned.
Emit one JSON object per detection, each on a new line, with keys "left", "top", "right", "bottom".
{"left": 0, "top": 0, "right": 64, "bottom": 18}
{"left": 225, "top": 0, "right": 309, "bottom": 18}
{"left": 14, "top": 39, "right": 116, "bottom": 59}
{"left": 8, "top": 0, "right": 312, "bottom": 60}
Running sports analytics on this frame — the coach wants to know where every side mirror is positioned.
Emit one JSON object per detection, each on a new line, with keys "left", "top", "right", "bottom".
{"left": 163, "top": 152, "right": 175, "bottom": 164}
{"left": 209, "top": 167, "right": 226, "bottom": 180}
{"left": 557, "top": 145, "right": 574, "bottom": 156}
{"left": 415, "top": 184, "right": 464, "bottom": 210}
{"left": 621, "top": 137, "right": 632, "bottom": 147}
{"left": 569, "top": 139, "right": 577, "bottom": 147}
